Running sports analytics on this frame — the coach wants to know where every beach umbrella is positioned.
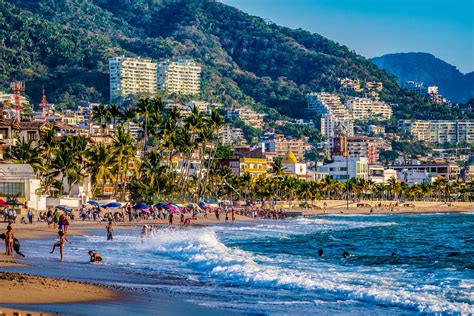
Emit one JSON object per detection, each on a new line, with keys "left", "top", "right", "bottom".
{"left": 103, "top": 202, "right": 122, "bottom": 208}
{"left": 133, "top": 203, "right": 149, "bottom": 210}
{"left": 155, "top": 203, "right": 166, "bottom": 208}
{"left": 164, "top": 203, "right": 181, "bottom": 213}
{"left": 87, "top": 200, "right": 101, "bottom": 206}
{"left": 198, "top": 201, "right": 208, "bottom": 210}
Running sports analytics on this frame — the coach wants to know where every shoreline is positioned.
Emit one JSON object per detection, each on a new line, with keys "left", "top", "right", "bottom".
{"left": 0, "top": 210, "right": 472, "bottom": 315}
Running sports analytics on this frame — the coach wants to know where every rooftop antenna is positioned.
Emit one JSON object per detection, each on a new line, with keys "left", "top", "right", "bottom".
{"left": 10, "top": 81, "right": 25, "bottom": 125}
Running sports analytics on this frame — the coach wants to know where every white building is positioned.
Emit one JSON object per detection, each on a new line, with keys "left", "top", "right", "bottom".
{"left": 398, "top": 120, "right": 474, "bottom": 144}
{"left": 185, "top": 100, "right": 209, "bottom": 113}
{"left": 368, "top": 165, "right": 397, "bottom": 184}
{"left": 317, "top": 156, "right": 368, "bottom": 182}
{"left": 157, "top": 59, "right": 201, "bottom": 95}
{"left": 226, "top": 106, "right": 265, "bottom": 129}
{"left": 0, "top": 164, "right": 46, "bottom": 211}
{"left": 307, "top": 93, "right": 354, "bottom": 141}
{"left": 219, "top": 124, "right": 247, "bottom": 146}
{"left": 109, "top": 57, "right": 158, "bottom": 101}
{"left": 346, "top": 97, "right": 392, "bottom": 121}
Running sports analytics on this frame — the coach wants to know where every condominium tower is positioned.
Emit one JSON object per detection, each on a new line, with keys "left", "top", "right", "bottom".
{"left": 157, "top": 59, "right": 201, "bottom": 95}
{"left": 346, "top": 97, "right": 392, "bottom": 121}
{"left": 109, "top": 57, "right": 158, "bottom": 101}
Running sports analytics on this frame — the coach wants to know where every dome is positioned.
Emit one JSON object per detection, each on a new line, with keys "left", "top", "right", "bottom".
{"left": 282, "top": 151, "right": 298, "bottom": 164}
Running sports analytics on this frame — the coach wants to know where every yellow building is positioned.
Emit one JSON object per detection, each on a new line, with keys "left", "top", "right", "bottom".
{"left": 240, "top": 157, "right": 268, "bottom": 177}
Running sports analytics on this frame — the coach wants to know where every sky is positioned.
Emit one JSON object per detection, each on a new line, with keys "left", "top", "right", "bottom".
{"left": 221, "top": 0, "right": 474, "bottom": 73}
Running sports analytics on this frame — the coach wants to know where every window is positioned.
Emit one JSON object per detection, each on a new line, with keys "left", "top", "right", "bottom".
{"left": 27, "top": 131, "right": 37, "bottom": 141}
{"left": 0, "top": 182, "right": 25, "bottom": 198}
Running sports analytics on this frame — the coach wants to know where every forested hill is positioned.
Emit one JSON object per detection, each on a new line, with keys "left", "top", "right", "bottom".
{"left": 0, "top": 0, "right": 459, "bottom": 119}
{"left": 372, "top": 52, "right": 474, "bottom": 103}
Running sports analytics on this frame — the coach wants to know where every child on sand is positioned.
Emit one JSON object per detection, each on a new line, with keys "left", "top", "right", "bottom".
{"left": 50, "top": 230, "right": 71, "bottom": 262}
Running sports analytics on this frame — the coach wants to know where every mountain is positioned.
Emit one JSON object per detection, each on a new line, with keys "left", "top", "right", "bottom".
{"left": 0, "top": 0, "right": 460, "bottom": 120}
{"left": 372, "top": 52, "right": 474, "bottom": 103}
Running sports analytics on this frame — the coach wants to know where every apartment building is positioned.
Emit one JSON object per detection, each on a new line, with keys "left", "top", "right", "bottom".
{"left": 264, "top": 134, "right": 306, "bottom": 161}
{"left": 185, "top": 100, "right": 209, "bottom": 113}
{"left": 0, "top": 92, "right": 29, "bottom": 107}
{"left": 225, "top": 106, "right": 264, "bottom": 129}
{"left": 345, "top": 97, "right": 392, "bottom": 121}
{"left": 365, "top": 81, "right": 383, "bottom": 92}
{"left": 398, "top": 120, "right": 474, "bottom": 144}
{"left": 307, "top": 93, "right": 354, "bottom": 141}
{"left": 219, "top": 124, "right": 247, "bottom": 146}
{"left": 338, "top": 78, "right": 362, "bottom": 93}
{"left": 403, "top": 81, "right": 444, "bottom": 104}
{"left": 219, "top": 157, "right": 268, "bottom": 177}
{"left": 157, "top": 59, "right": 201, "bottom": 95}
{"left": 109, "top": 57, "right": 158, "bottom": 101}
{"left": 331, "top": 136, "right": 384, "bottom": 164}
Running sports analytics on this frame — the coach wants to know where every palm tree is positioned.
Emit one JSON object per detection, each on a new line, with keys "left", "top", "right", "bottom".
{"left": 108, "top": 103, "right": 121, "bottom": 125}
{"left": 87, "top": 143, "right": 115, "bottom": 195}
{"left": 271, "top": 159, "right": 287, "bottom": 176}
{"left": 5, "top": 137, "right": 45, "bottom": 174}
{"left": 92, "top": 104, "right": 111, "bottom": 135}
{"left": 111, "top": 125, "right": 137, "bottom": 199}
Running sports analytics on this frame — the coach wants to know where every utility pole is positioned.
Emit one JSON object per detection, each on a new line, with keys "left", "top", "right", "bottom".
{"left": 346, "top": 134, "right": 349, "bottom": 210}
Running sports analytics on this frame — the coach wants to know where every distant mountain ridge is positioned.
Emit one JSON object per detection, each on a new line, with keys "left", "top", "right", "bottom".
{"left": 372, "top": 52, "right": 474, "bottom": 103}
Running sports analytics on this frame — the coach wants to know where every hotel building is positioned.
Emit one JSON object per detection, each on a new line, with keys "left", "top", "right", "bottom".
{"left": 157, "top": 59, "right": 201, "bottom": 95}
{"left": 109, "top": 57, "right": 158, "bottom": 101}
{"left": 345, "top": 97, "right": 392, "bottom": 121}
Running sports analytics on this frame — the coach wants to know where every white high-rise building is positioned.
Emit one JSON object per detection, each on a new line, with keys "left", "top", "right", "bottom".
{"left": 346, "top": 97, "right": 392, "bottom": 121}
{"left": 307, "top": 93, "right": 354, "bottom": 143}
{"left": 157, "top": 59, "right": 201, "bottom": 95}
{"left": 398, "top": 120, "right": 474, "bottom": 144}
{"left": 109, "top": 57, "right": 158, "bottom": 101}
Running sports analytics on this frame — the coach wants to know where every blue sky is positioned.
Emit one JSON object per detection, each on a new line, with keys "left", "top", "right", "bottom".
{"left": 221, "top": 0, "right": 474, "bottom": 73}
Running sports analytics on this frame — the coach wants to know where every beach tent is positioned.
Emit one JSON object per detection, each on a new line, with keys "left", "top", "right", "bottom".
{"left": 55, "top": 205, "right": 72, "bottom": 211}
{"left": 133, "top": 203, "right": 149, "bottom": 210}
{"left": 6, "top": 200, "right": 24, "bottom": 206}
{"left": 103, "top": 202, "right": 122, "bottom": 208}
{"left": 87, "top": 200, "right": 101, "bottom": 206}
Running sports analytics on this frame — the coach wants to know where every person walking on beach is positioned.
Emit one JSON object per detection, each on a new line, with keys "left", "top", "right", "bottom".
{"left": 27, "top": 209, "right": 33, "bottom": 224}
{"left": 106, "top": 221, "right": 114, "bottom": 241}
{"left": 50, "top": 230, "right": 71, "bottom": 262}
{"left": 169, "top": 212, "right": 174, "bottom": 225}
{"left": 4, "top": 225, "right": 14, "bottom": 256}
{"left": 53, "top": 209, "right": 60, "bottom": 229}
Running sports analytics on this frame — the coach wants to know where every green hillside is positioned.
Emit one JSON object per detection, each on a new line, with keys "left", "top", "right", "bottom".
{"left": 0, "top": 0, "right": 460, "bottom": 120}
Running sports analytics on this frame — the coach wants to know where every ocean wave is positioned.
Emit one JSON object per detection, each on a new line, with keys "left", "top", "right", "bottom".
{"left": 140, "top": 227, "right": 473, "bottom": 314}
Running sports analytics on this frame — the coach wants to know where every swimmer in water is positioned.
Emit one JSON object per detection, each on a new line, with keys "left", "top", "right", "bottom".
{"left": 88, "top": 250, "right": 103, "bottom": 263}
{"left": 342, "top": 251, "right": 350, "bottom": 258}
{"left": 318, "top": 249, "right": 324, "bottom": 257}
{"left": 391, "top": 252, "right": 397, "bottom": 257}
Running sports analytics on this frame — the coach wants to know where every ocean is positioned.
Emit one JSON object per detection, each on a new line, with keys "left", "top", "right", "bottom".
{"left": 23, "top": 213, "right": 474, "bottom": 315}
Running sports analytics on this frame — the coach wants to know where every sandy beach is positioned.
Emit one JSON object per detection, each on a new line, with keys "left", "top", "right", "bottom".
{"left": 0, "top": 206, "right": 472, "bottom": 315}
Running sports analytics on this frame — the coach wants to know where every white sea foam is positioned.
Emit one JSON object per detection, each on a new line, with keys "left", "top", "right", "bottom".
{"left": 135, "top": 227, "right": 474, "bottom": 314}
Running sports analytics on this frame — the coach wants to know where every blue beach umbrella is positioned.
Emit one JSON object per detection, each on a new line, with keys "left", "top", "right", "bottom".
{"left": 155, "top": 203, "right": 167, "bottom": 208}
{"left": 133, "top": 203, "right": 149, "bottom": 210}
{"left": 103, "top": 202, "right": 122, "bottom": 208}
{"left": 87, "top": 200, "right": 101, "bottom": 206}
